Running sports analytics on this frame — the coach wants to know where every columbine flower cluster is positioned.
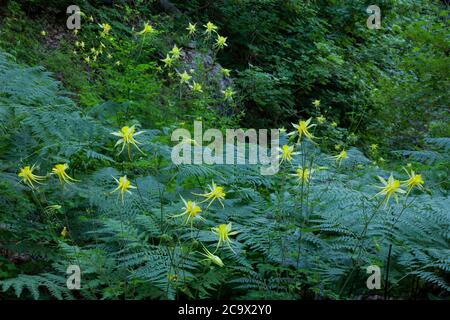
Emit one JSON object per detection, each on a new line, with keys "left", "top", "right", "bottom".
{"left": 170, "top": 181, "right": 238, "bottom": 267}
{"left": 277, "top": 115, "right": 322, "bottom": 185}
{"left": 280, "top": 111, "right": 425, "bottom": 206}
{"left": 374, "top": 167, "right": 425, "bottom": 207}
{"left": 161, "top": 44, "right": 182, "bottom": 69}
{"left": 72, "top": 17, "right": 122, "bottom": 66}
{"left": 172, "top": 181, "right": 226, "bottom": 227}
{"left": 18, "top": 163, "right": 79, "bottom": 188}
{"left": 159, "top": 21, "right": 234, "bottom": 100}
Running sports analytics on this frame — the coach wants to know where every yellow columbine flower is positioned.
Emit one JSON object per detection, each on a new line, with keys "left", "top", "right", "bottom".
{"left": 172, "top": 196, "right": 204, "bottom": 227}
{"left": 187, "top": 22, "right": 197, "bottom": 35}
{"left": 100, "top": 23, "right": 111, "bottom": 34}
{"left": 291, "top": 167, "right": 312, "bottom": 184}
{"left": 193, "top": 181, "right": 226, "bottom": 208}
{"left": 111, "top": 175, "right": 136, "bottom": 204}
{"left": 179, "top": 71, "right": 191, "bottom": 84}
{"left": 214, "top": 35, "right": 228, "bottom": 49}
{"left": 223, "top": 87, "right": 234, "bottom": 100}
{"left": 220, "top": 67, "right": 231, "bottom": 77}
{"left": 161, "top": 54, "right": 174, "bottom": 68}
{"left": 45, "top": 204, "right": 62, "bottom": 214}
{"left": 111, "top": 125, "right": 145, "bottom": 157}
{"left": 313, "top": 99, "right": 320, "bottom": 107}
{"left": 278, "top": 145, "right": 297, "bottom": 164}
{"left": 51, "top": 163, "right": 79, "bottom": 184}
{"left": 288, "top": 118, "right": 315, "bottom": 141}
{"left": 211, "top": 223, "right": 238, "bottom": 252}
{"left": 203, "top": 21, "right": 218, "bottom": 37}
{"left": 375, "top": 174, "right": 406, "bottom": 205}
{"left": 170, "top": 44, "right": 182, "bottom": 59}
{"left": 61, "top": 227, "right": 68, "bottom": 238}
{"left": 191, "top": 81, "right": 203, "bottom": 93}
{"left": 316, "top": 115, "right": 326, "bottom": 124}
{"left": 138, "top": 23, "right": 156, "bottom": 35}
{"left": 80, "top": 41, "right": 85, "bottom": 49}
{"left": 84, "top": 56, "right": 91, "bottom": 63}
{"left": 199, "top": 245, "right": 224, "bottom": 267}
{"left": 331, "top": 121, "right": 338, "bottom": 127}
{"left": 107, "top": 53, "right": 113, "bottom": 59}
{"left": 40, "top": 30, "right": 47, "bottom": 36}
{"left": 18, "top": 165, "right": 46, "bottom": 188}
{"left": 331, "top": 149, "right": 348, "bottom": 166}
{"left": 402, "top": 167, "right": 424, "bottom": 194}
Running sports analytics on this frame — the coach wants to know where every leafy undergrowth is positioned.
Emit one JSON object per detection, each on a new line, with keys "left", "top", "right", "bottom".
{"left": 0, "top": 51, "right": 448, "bottom": 300}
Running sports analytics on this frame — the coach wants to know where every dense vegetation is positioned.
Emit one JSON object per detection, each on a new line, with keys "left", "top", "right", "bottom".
{"left": 0, "top": 0, "right": 448, "bottom": 300}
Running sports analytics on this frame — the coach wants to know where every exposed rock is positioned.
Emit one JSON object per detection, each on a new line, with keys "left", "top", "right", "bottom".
{"left": 158, "top": 0, "right": 181, "bottom": 15}
{"left": 179, "top": 45, "right": 232, "bottom": 94}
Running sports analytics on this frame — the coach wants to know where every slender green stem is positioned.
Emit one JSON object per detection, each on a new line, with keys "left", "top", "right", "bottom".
{"left": 384, "top": 243, "right": 393, "bottom": 300}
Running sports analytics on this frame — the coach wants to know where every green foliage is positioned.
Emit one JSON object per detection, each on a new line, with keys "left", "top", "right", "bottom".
{"left": 0, "top": 0, "right": 448, "bottom": 301}
{"left": 170, "top": 0, "right": 378, "bottom": 128}
{"left": 369, "top": 3, "right": 450, "bottom": 149}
